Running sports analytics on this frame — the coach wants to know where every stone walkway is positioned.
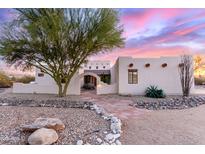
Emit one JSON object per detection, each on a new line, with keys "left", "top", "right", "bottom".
{"left": 80, "top": 91, "right": 149, "bottom": 120}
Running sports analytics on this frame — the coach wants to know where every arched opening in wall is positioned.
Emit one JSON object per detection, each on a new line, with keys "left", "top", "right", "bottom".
{"left": 81, "top": 74, "right": 97, "bottom": 95}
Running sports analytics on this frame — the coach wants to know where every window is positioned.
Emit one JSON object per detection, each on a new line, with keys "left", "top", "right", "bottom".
{"left": 103, "top": 66, "right": 106, "bottom": 69}
{"left": 89, "top": 66, "right": 92, "bottom": 69}
{"left": 128, "top": 69, "right": 138, "bottom": 84}
{"left": 96, "top": 66, "right": 98, "bottom": 69}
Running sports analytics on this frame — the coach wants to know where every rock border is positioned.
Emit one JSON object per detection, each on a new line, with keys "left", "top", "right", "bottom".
{"left": 0, "top": 97, "right": 122, "bottom": 145}
{"left": 89, "top": 104, "right": 122, "bottom": 145}
{"left": 130, "top": 96, "right": 205, "bottom": 110}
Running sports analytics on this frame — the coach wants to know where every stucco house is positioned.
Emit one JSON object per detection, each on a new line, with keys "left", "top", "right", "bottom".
{"left": 13, "top": 56, "right": 194, "bottom": 95}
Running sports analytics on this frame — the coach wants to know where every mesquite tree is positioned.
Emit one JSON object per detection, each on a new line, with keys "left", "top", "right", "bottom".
{"left": 0, "top": 9, "right": 124, "bottom": 97}
{"left": 179, "top": 55, "right": 194, "bottom": 97}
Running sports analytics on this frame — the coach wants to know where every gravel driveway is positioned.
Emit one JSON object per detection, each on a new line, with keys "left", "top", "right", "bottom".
{"left": 121, "top": 105, "right": 205, "bottom": 144}
{"left": 0, "top": 106, "right": 110, "bottom": 145}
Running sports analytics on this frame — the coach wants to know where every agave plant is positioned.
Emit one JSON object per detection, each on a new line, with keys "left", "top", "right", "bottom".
{"left": 145, "top": 85, "right": 166, "bottom": 98}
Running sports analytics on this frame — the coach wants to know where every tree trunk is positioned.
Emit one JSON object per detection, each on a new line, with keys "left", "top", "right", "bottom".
{"left": 57, "top": 83, "right": 64, "bottom": 97}
{"left": 62, "top": 79, "right": 71, "bottom": 97}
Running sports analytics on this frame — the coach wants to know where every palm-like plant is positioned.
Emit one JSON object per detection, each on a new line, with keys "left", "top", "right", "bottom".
{"left": 0, "top": 9, "right": 124, "bottom": 97}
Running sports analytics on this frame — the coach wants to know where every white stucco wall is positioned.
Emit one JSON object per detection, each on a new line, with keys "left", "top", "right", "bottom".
{"left": 83, "top": 61, "right": 111, "bottom": 70}
{"left": 13, "top": 56, "right": 194, "bottom": 96}
{"left": 110, "top": 62, "right": 117, "bottom": 84}
{"left": 117, "top": 56, "right": 191, "bottom": 95}
{"left": 13, "top": 68, "right": 80, "bottom": 95}
{"left": 97, "top": 83, "right": 117, "bottom": 94}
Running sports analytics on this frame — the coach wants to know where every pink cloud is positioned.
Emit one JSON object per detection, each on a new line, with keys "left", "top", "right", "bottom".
{"left": 175, "top": 11, "right": 205, "bottom": 26}
{"left": 173, "top": 23, "right": 205, "bottom": 36}
{"left": 91, "top": 46, "right": 192, "bottom": 63}
{"left": 121, "top": 9, "right": 187, "bottom": 37}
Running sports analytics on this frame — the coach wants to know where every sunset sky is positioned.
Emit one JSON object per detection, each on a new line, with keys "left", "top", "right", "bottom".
{"left": 0, "top": 8, "right": 205, "bottom": 75}
{"left": 92, "top": 8, "right": 205, "bottom": 61}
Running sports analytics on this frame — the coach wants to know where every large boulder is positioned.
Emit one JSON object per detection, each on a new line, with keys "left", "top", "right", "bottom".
{"left": 34, "top": 118, "right": 65, "bottom": 131}
{"left": 21, "top": 124, "right": 42, "bottom": 132}
{"left": 28, "top": 128, "right": 58, "bottom": 145}
{"left": 21, "top": 118, "right": 65, "bottom": 132}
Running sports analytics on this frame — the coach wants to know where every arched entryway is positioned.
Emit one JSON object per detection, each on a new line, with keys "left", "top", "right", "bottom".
{"left": 79, "top": 72, "right": 101, "bottom": 95}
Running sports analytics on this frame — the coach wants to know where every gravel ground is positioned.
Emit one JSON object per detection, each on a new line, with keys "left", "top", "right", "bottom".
{"left": 0, "top": 106, "right": 110, "bottom": 145}
{"left": 130, "top": 96, "right": 205, "bottom": 110}
{"left": 0, "top": 88, "right": 6, "bottom": 93}
{"left": 121, "top": 104, "right": 205, "bottom": 144}
{"left": 0, "top": 90, "right": 81, "bottom": 101}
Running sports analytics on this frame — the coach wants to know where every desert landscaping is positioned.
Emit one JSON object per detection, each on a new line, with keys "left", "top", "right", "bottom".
{"left": 0, "top": 8, "right": 205, "bottom": 146}
{"left": 0, "top": 89, "right": 122, "bottom": 145}
{"left": 1, "top": 88, "right": 205, "bottom": 145}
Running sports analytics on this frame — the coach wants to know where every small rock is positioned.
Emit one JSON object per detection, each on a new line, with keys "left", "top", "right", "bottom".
{"left": 109, "top": 138, "right": 115, "bottom": 144}
{"left": 105, "top": 133, "right": 114, "bottom": 141}
{"left": 28, "top": 128, "right": 58, "bottom": 145}
{"left": 97, "top": 138, "right": 102, "bottom": 143}
{"left": 96, "top": 108, "right": 102, "bottom": 114}
{"left": 115, "top": 140, "right": 121, "bottom": 145}
{"left": 77, "top": 140, "right": 83, "bottom": 145}
{"left": 111, "top": 117, "right": 119, "bottom": 123}
{"left": 102, "top": 116, "right": 108, "bottom": 120}
{"left": 113, "top": 134, "right": 120, "bottom": 139}
{"left": 2, "top": 103, "right": 9, "bottom": 106}
{"left": 110, "top": 122, "right": 121, "bottom": 134}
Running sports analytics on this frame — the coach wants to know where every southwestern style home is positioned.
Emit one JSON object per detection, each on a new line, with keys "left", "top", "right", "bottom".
{"left": 13, "top": 56, "right": 194, "bottom": 95}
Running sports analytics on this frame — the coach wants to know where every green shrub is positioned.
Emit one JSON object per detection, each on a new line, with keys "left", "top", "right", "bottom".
{"left": 145, "top": 85, "right": 166, "bottom": 98}
{"left": 0, "top": 72, "right": 12, "bottom": 88}
{"left": 14, "top": 75, "right": 35, "bottom": 84}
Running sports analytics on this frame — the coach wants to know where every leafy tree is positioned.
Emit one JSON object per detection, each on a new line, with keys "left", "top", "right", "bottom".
{"left": 0, "top": 9, "right": 124, "bottom": 97}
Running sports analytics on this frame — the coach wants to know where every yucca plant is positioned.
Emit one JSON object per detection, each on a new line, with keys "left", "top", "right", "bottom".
{"left": 145, "top": 85, "right": 166, "bottom": 98}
